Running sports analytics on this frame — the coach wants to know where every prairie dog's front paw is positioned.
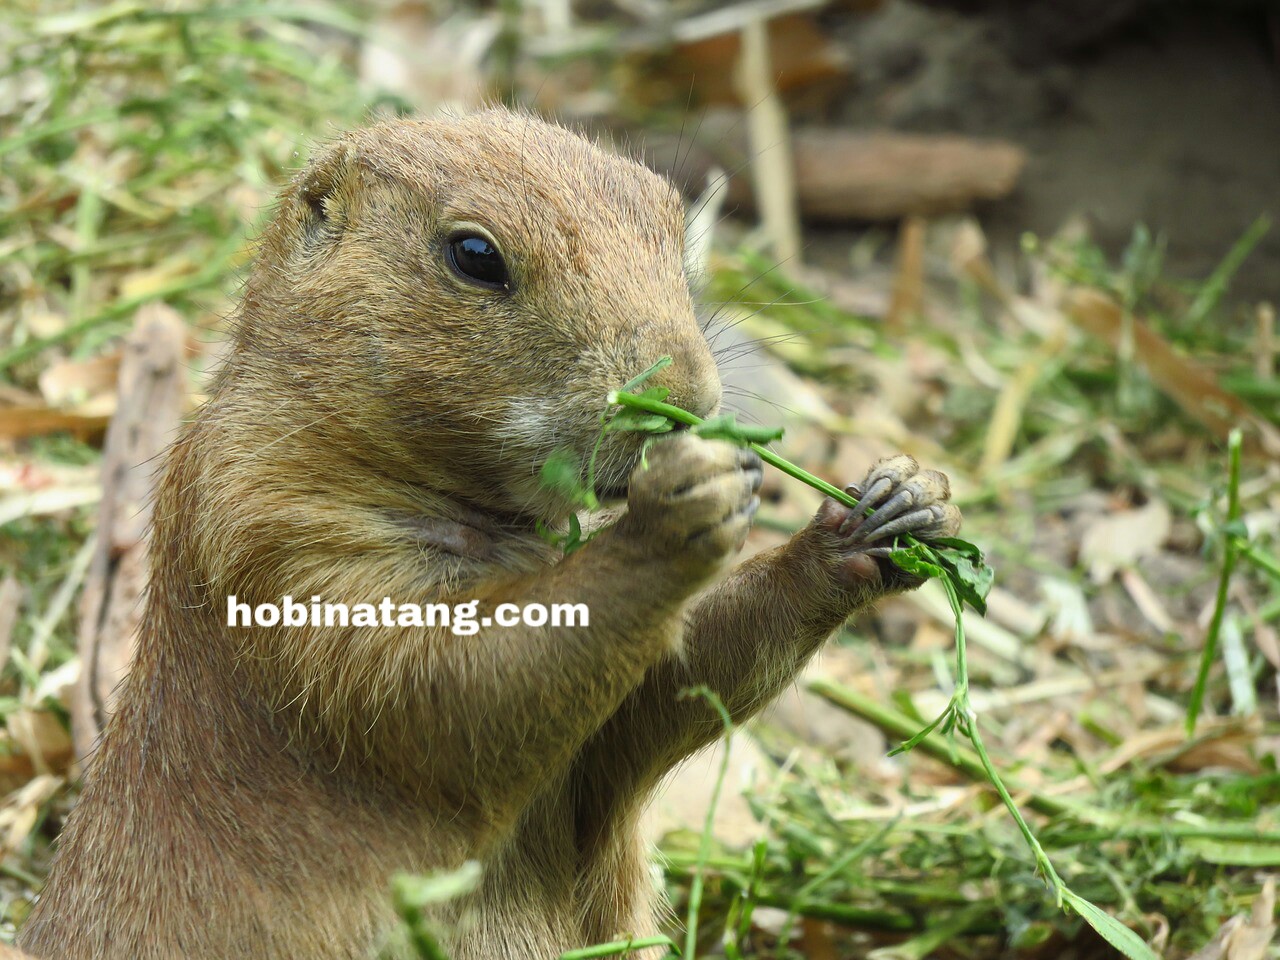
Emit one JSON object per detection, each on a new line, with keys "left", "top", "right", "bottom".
{"left": 618, "top": 434, "right": 762, "bottom": 574}
{"left": 811, "top": 454, "right": 962, "bottom": 592}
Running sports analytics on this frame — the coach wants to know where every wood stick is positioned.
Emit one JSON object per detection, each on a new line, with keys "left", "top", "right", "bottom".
{"left": 630, "top": 121, "right": 1026, "bottom": 221}
{"left": 72, "top": 304, "right": 187, "bottom": 764}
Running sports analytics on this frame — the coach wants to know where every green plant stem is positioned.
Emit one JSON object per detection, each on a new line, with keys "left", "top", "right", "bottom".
{"left": 812, "top": 679, "right": 1280, "bottom": 843}
{"left": 679, "top": 687, "right": 734, "bottom": 960}
{"left": 658, "top": 863, "right": 919, "bottom": 932}
{"left": 808, "top": 683, "right": 1068, "bottom": 817}
{"left": 1187, "top": 429, "right": 1243, "bottom": 735}
{"left": 0, "top": 109, "right": 117, "bottom": 160}
{"left": 558, "top": 938, "right": 676, "bottom": 959}
{"left": 395, "top": 908, "right": 449, "bottom": 960}
{"left": 0, "top": 861, "right": 43, "bottom": 890}
{"left": 960, "top": 714, "right": 1063, "bottom": 900}
{"left": 727, "top": 840, "right": 767, "bottom": 955}
{"left": 775, "top": 819, "right": 898, "bottom": 948}
{"left": 927, "top": 575, "right": 1061, "bottom": 897}
{"left": 1186, "top": 215, "right": 1270, "bottom": 324}
{"left": 609, "top": 391, "right": 859, "bottom": 509}
{"left": 1237, "top": 541, "right": 1280, "bottom": 583}
{"left": 940, "top": 568, "right": 969, "bottom": 705}
{"left": 870, "top": 905, "right": 990, "bottom": 960}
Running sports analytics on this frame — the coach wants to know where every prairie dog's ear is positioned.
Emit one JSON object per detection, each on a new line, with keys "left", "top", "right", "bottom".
{"left": 297, "top": 141, "right": 353, "bottom": 245}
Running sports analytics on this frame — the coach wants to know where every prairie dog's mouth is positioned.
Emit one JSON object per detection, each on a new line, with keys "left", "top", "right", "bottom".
{"left": 588, "top": 437, "right": 650, "bottom": 504}
{"left": 591, "top": 455, "right": 635, "bottom": 503}
{"left": 579, "top": 418, "right": 689, "bottom": 507}
{"left": 593, "top": 481, "right": 630, "bottom": 503}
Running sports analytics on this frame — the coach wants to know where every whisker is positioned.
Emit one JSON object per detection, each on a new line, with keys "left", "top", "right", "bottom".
{"left": 704, "top": 285, "right": 804, "bottom": 349}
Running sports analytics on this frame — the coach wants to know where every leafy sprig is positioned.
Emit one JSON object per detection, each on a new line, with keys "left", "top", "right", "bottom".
{"left": 536, "top": 357, "right": 787, "bottom": 553}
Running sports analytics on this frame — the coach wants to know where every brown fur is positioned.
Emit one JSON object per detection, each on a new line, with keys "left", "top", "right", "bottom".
{"left": 18, "top": 109, "right": 959, "bottom": 959}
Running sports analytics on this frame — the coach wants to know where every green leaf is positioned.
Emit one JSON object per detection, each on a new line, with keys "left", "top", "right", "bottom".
{"left": 1061, "top": 889, "right": 1161, "bottom": 960}
{"left": 392, "top": 861, "right": 483, "bottom": 909}
{"left": 619, "top": 356, "right": 673, "bottom": 393}
{"left": 634, "top": 385, "right": 672, "bottom": 403}
{"left": 539, "top": 451, "right": 593, "bottom": 506}
{"left": 536, "top": 514, "right": 594, "bottom": 556}
{"left": 689, "top": 414, "right": 735, "bottom": 438}
{"left": 1222, "top": 518, "right": 1249, "bottom": 539}
{"left": 888, "top": 704, "right": 952, "bottom": 756}
{"left": 36, "top": 0, "right": 143, "bottom": 36}
{"left": 605, "top": 409, "right": 674, "bottom": 435}
{"left": 930, "top": 536, "right": 984, "bottom": 558}
{"left": 737, "top": 425, "right": 785, "bottom": 443}
{"left": 887, "top": 542, "right": 945, "bottom": 580}
{"left": 392, "top": 863, "right": 482, "bottom": 960}
{"left": 1184, "top": 838, "right": 1280, "bottom": 866}
{"left": 892, "top": 537, "right": 994, "bottom": 616}
{"left": 692, "top": 414, "right": 784, "bottom": 444}
{"left": 562, "top": 513, "right": 590, "bottom": 555}
{"left": 563, "top": 514, "right": 596, "bottom": 552}
{"left": 934, "top": 548, "right": 994, "bottom": 617}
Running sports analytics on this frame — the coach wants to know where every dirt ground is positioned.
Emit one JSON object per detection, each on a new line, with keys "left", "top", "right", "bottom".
{"left": 823, "top": 1, "right": 1280, "bottom": 301}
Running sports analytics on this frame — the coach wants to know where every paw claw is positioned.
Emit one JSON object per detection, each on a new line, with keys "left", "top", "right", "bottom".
{"left": 855, "top": 487, "right": 918, "bottom": 538}
{"left": 808, "top": 455, "right": 961, "bottom": 591}
{"left": 850, "top": 475, "right": 895, "bottom": 517}
{"left": 862, "top": 505, "right": 945, "bottom": 543}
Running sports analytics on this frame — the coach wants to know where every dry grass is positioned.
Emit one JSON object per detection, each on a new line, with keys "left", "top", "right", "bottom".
{"left": 1, "top": 2, "right": 1277, "bottom": 957}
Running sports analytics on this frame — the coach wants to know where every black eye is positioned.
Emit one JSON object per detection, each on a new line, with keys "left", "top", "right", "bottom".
{"left": 446, "top": 233, "right": 510, "bottom": 291}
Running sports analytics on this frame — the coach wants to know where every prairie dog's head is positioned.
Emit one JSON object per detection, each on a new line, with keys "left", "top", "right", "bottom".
{"left": 236, "top": 109, "right": 719, "bottom": 520}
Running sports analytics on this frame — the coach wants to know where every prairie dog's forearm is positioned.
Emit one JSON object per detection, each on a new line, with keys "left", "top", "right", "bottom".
{"left": 571, "top": 531, "right": 870, "bottom": 824}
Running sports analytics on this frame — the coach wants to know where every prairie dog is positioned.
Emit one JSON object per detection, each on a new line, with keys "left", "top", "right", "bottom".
{"left": 19, "top": 109, "right": 960, "bottom": 959}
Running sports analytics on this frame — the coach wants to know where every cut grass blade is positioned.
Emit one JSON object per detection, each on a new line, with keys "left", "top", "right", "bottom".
{"left": 1187, "top": 428, "right": 1243, "bottom": 735}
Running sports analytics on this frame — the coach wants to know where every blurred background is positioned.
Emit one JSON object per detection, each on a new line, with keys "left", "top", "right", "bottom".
{"left": 1, "top": 1, "right": 1278, "bottom": 957}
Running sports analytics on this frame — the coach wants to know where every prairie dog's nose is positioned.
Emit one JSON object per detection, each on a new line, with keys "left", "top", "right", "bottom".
{"left": 649, "top": 345, "right": 721, "bottom": 420}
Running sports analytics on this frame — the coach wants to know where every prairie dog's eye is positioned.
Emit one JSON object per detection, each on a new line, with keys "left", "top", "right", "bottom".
{"left": 446, "top": 232, "right": 510, "bottom": 291}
